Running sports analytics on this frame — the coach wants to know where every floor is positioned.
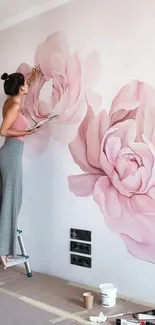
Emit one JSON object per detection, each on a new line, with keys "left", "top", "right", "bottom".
{"left": 0, "top": 267, "right": 151, "bottom": 325}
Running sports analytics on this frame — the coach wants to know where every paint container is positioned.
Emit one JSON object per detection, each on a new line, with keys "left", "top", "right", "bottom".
{"left": 116, "top": 319, "right": 138, "bottom": 325}
{"left": 116, "top": 319, "right": 155, "bottom": 325}
{"left": 135, "top": 315, "right": 155, "bottom": 320}
{"left": 99, "top": 283, "right": 117, "bottom": 307}
{"left": 83, "top": 292, "right": 94, "bottom": 310}
{"left": 133, "top": 311, "right": 155, "bottom": 320}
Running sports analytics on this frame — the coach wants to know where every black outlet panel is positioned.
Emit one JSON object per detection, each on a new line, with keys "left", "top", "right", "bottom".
{"left": 70, "top": 254, "right": 91, "bottom": 268}
{"left": 70, "top": 228, "right": 91, "bottom": 242}
{"left": 70, "top": 241, "right": 91, "bottom": 255}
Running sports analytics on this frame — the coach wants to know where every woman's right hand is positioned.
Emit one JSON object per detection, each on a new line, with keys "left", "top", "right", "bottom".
{"left": 26, "top": 127, "right": 40, "bottom": 135}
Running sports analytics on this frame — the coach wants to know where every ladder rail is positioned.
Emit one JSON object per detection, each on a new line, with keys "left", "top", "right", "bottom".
{"left": 6, "top": 225, "right": 33, "bottom": 277}
{"left": 17, "top": 233, "right": 32, "bottom": 277}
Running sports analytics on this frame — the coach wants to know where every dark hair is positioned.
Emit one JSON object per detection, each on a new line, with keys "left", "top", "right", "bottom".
{"left": 1, "top": 72, "right": 25, "bottom": 96}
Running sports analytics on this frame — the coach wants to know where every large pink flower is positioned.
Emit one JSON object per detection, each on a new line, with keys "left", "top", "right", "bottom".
{"left": 68, "top": 81, "right": 155, "bottom": 264}
{"left": 17, "top": 32, "right": 102, "bottom": 156}
{"left": 34, "top": 32, "right": 101, "bottom": 143}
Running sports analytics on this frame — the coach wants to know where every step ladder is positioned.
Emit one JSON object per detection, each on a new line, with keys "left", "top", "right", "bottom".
{"left": 5, "top": 225, "right": 32, "bottom": 278}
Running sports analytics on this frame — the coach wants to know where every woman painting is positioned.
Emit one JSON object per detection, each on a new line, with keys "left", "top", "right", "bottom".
{"left": 0, "top": 68, "right": 39, "bottom": 269}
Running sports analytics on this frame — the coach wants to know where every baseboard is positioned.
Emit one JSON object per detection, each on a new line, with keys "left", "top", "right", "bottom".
{"left": 67, "top": 281, "right": 155, "bottom": 308}
{"left": 117, "top": 293, "right": 155, "bottom": 308}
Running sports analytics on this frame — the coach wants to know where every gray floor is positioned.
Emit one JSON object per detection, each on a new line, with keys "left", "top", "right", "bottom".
{"left": 0, "top": 291, "right": 56, "bottom": 325}
{"left": 0, "top": 267, "right": 151, "bottom": 324}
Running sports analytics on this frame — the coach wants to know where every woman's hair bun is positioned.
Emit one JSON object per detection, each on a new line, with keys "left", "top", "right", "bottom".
{"left": 1, "top": 73, "right": 9, "bottom": 81}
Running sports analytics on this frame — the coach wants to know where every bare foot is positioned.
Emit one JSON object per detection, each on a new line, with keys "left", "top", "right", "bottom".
{"left": 6, "top": 256, "right": 14, "bottom": 262}
{"left": 0, "top": 256, "right": 6, "bottom": 270}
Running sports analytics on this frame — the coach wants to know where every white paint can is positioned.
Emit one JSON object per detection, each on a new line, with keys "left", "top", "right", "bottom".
{"left": 99, "top": 283, "right": 117, "bottom": 307}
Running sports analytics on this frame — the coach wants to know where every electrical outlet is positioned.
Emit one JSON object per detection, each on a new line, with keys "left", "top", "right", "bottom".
{"left": 70, "top": 241, "right": 91, "bottom": 255}
{"left": 70, "top": 228, "right": 91, "bottom": 242}
{"left": 70, "top": 254, "right": 92, "bottom": 268}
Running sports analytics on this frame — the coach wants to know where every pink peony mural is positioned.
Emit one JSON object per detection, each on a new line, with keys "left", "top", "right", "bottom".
{"left": 68, "top": 80, "right": 155, "bottom": 264}
{"left": 17, "top": 32, "right": 102, "bottom": 157}
{"left": 17, "top": 31, "right": 155, "bottom": 264}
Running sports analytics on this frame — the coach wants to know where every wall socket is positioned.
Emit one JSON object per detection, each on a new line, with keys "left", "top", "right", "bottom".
{"left": 70, "top": 228, "right": 92, "bottom": 268}
{"left": 70, "top": 254, "right": 91, "bottom": 268}
{"left": 70, "top": 228, "right": 91, "bottom": 242}
{"left": 70, "top": 241, "right": 91, "bottom": 255}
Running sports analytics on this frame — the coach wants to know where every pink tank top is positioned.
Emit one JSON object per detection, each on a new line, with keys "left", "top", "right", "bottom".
{"left": 11, "top": 114, "right": 28, "bottom": 141}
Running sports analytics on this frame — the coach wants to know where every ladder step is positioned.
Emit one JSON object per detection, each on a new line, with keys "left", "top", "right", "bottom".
{"left": 6, "top": 255, "right": 29, "bottom": 268}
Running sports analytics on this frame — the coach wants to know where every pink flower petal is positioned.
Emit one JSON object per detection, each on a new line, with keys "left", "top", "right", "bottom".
{"left": 51, "top": 119, "right": 85, "bottom": 144}
{"left": 110, "top": 101, "right": 139, "bottom": 125}
{"left": 50, "top": 93, "right": 88, "bottom": 144}
{"left": 94, "top": 179, "right": 154, "bottom": 245}
{"left": 142, "top": 136, "right": 155, "bottom": 192}
{"left": 35, "top": 32, "right": 69, "bottom": 78}
{"left": 86, "top": 110, "right": 110, "bottom": 169}
{"left": 115, "top": 157, "right": 128, "bottom": 180}
{"left": 110, "top": 80, "right": 141, "bottom": 125}
{"left": 44, "top": 32, "right": 69, "bottom": 58}
{"left": 36, "top": 101, "right": 50, "bottom": 117}
{"left": 147, "top": 186, "right": 155, "bottom": 200}
{"left": 52, "top": 89, "right": 69, "bottom": 116}
{"left": 24, "top": 124, "right": 51, "bottom": 158}
{"left": 111, "top": 171, "right": 131, "bottom": 197}
{"left": 52, "top": 70, "right": 66, "bottom": 94}
{"left": 49, "top": 53, "right": 66, "bottom": 76}
{"left": 111, "top": 80, "right": 140, "bottom": 110}
{"left": 17, "top": 63, "right": 32, "bottom": 76}
{"left": 131, "top": 192, "right": 155, "bottom": 215}
{"left": 114, "top": 120, "right": 136, "bottom": 147}
{"left": 103, "top": 120, "right": 136, "bottom": 152}
{"left": 121, "top": 234, "right": 155, "bottom": 264}
{"left": 93, "top": 176, "right": 122, "bottom": 217}
{"left": 86, "top": 90, "right": 102, "bottom": 112}
{"left": 136, "top": 82, "right": 155, "bottom": 145}
{"left": 68, "top": 174, "right": 100, "bottom": 197}
{"left": 100, "top": 120, "right": 136, "bottom": 182}
{"left": 62, "top": 93, "right": 87, "bottom": 124}
{"left": 105, "top": 136, "right": 121, "bottom": 165}
{"left": 100, "top": 150, "right": 114, "bottom": 177}
{"left": 122, "top": 170, "right": 141, "bottom": 192}
{"left": 129, "top": 141, "right": 154, "bottom": 192}
{"left": 142, "top": 106, "right": 155, "bottom": 143}
{"left": 69, "top": 106, "right": 101, "bottom": 173}
{"left": 67, "top": 52, "right": 82, "bottom": 107}
{"left": 136, "top": 83, "right": 155, "bottom": 141}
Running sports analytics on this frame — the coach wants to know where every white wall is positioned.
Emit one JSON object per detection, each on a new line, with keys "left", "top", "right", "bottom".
{"left": 0, "top": 0, "right": 155, "bottom": 304}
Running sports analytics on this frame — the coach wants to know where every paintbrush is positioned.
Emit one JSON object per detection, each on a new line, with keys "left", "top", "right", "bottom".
{"left": 89, "top": 311, "right": 133, "bottom": 323}
{"left": 108, "top": 312, "right": 133, "bottom": 319}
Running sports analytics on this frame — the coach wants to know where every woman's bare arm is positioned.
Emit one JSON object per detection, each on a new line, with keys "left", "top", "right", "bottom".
{"left": 0, "top": 103, "right": 35, "bottom": 137}
{"left": 27, "top": 67, "right": 40, "bottom": 86}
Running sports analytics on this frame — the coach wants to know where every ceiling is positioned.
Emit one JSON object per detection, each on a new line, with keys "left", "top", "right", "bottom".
{"left": 0, "top": 0, "right": 72, "bottom": 31}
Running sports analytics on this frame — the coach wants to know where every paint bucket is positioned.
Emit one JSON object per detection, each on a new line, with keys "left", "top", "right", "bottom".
{"left": 83, "top": 292, "right": 94, "bottom": 310}
{"left": 99, "top": 283, "right": 117, "bottom": 307}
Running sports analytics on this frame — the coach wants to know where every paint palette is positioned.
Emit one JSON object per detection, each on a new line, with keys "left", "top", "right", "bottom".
{"left": 27, "top": 114, "right": 59, "bottom": 131}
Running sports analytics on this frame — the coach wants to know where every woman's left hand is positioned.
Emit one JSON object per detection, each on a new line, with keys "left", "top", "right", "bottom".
{"left": 31, "top": 67, "right": 40, "bottom": 80}
{"left": 27, "top": 66, "right": 40, "bottom": 86}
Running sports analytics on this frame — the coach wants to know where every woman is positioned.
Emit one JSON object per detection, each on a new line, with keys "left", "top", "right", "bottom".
{"left": 0, "top": 68, "right": 39, "bottom": 269}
